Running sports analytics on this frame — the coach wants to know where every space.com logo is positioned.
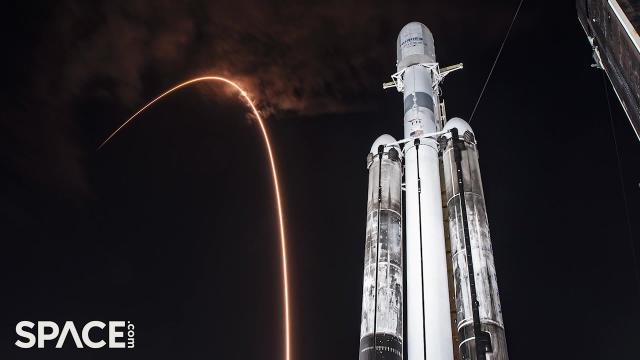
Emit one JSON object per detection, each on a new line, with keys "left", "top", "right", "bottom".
{"left": 15, "top": 321, "right": 135, "bottom": 349}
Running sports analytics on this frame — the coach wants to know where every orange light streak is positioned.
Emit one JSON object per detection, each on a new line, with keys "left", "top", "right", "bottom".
{"left": 99, "top": 76, "right": 291, "bottom": 360}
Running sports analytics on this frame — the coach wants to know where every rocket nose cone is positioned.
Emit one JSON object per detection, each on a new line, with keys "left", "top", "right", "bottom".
{"left": 370, "top": 134, "right": 399, "bottom": 154}
{"left": 444, "top": 117, "right": 475, "bottom": 137}
{"left": 396, "top": 22, "right": 436, "bottom": 69}
{"left": 399, "top": 22, "right": 433, "bottom": 40}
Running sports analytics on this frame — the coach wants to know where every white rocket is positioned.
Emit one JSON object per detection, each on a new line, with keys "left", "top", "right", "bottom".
{"left": 359, "top": 22, "right": 508, "bottom": 360}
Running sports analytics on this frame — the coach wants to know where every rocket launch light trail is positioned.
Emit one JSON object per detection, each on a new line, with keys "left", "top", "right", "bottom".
{"left": 99, "top": 76, "right": 291, "bottom": 360}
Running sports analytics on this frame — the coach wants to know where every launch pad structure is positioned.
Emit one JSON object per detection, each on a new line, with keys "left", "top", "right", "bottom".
{"left": 358, "top": 22, "right": 509, "bottom": 360}
{"left": 577, "top": 0, "right": 640, "bottom": 140}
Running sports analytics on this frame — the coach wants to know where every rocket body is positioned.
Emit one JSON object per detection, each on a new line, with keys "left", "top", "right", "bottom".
{"left": 398, "top": 22, "right": 454, "bottom": 360}
{"left": 442, "top": 119, "right": 508, "bottom": 360}
{"left": 359, "top": 22, "right": 508, "bottom": 360}
{"left": 359, "top": 136, "right": 404, "bottom": 360}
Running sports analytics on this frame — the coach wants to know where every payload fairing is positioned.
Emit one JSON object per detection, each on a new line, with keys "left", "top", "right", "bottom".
{"left": 359, "top": 22, "right": 508, "bottom": 360}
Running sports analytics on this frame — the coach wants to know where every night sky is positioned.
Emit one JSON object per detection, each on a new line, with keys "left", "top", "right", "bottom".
{"left": 2, "top": 1, "right": 639, "bottom": 359}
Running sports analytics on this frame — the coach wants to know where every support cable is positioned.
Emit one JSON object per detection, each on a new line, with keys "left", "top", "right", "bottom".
{"left": 372, "top": 145, "right": 385, "bottom": 359}
{"left": 469, "top": 0, "right": 525, "bottom": 124}
{"left": 602, "top": 74, "right": 640, "bottom": 295}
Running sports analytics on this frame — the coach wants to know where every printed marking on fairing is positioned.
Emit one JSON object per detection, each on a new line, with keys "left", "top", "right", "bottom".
{"left": 401, "top": 37, "right": 424, "bottom": 46}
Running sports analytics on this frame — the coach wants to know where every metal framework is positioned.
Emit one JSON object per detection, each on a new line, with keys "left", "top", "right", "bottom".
{"left": 383, "top": 63, "right": 464, "bottom": 92}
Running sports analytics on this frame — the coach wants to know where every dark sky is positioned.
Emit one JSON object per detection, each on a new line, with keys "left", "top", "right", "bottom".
{"left": 2, "top": 0, "right": 639, "bottom": 359}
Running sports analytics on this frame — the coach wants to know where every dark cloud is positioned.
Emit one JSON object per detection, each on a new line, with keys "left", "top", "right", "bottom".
{"left": 29, "top": 0, "right": 385, "bottom": 115}
{"left": 25, "top": 0, "right": 525, "bottom": 114}
{"left": 2, "top": 0, "right": 530, "bottom": 212}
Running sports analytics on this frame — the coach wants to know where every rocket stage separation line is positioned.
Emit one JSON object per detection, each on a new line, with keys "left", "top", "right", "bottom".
{"left": 98, "top": 76, "right": 291, "bottom": 360}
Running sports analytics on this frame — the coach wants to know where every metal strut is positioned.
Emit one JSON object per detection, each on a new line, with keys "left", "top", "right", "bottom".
{"left": 414, "top": 139, "right": 428, "bottom": 360}
{"left": 383, "top": 63, "right": 463, "bottom": 92}
{"left": 450, "top": 128, "right": 492, "bottom": 360}
{"left": 372, "top": 145, "right": 384, "bottom": 359}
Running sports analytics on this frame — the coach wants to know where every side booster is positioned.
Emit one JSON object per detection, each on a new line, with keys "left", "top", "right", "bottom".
{"left": 359, "top": 135, "right": 404, "bottom": 360}
{"left": 442, "top": 119, "right": 508, "bottom": 360}
{"left": 359, "top": 22, "right": 509, "bottom": 360}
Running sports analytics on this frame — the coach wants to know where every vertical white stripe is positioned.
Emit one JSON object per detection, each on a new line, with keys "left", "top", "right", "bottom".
{"left": 608, "top": 0, "right": 640, "bottom": 54}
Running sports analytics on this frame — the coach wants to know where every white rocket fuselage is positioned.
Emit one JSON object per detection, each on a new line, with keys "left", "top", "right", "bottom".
{"left": 398, "top": 23, "right": 454, "bottom": 360}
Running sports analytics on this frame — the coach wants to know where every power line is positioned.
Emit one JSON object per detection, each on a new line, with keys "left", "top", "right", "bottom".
{"left": 469, "top": 0, "right": 524, "bottom": 124}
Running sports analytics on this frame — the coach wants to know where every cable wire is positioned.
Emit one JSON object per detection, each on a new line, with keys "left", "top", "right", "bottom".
{"left": 372, "top": 147, "right": 384, "bottom": 359}
{"left": 469, "top": 0, "right": 525, "bottom": 124}
{"left": 602, "top": 73, "right": 640, "bottom": 295}
{"left": 414, "top": 141, "right": 428, "bottom": 360}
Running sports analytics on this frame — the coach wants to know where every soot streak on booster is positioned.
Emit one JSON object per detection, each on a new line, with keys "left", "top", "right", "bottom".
{"left": 442, "top": 118, "right": 509, "bottom": 360}
{"left": 359, "top": 135, "right": 403, "bottom": 360}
